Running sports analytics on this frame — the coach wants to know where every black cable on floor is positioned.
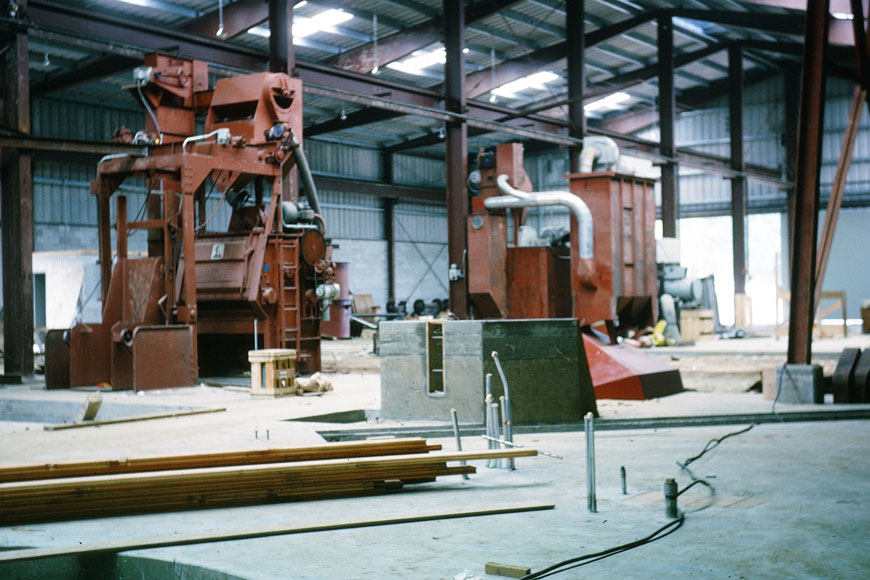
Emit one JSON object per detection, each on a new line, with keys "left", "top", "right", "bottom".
{"left": 517, "top": 424, "right": 758, "bottom": 579}
{"left": 518, "top": 514, "right": 685, "bottom": 580}
{"left": 680, "top": 423, "right": 755, "bottom": 469}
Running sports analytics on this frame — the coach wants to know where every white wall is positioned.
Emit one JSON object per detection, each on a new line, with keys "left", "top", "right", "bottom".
{"left": 674, "top": 213, "right": 781, "bottom": 327}
{"left": 32, "top": 251, "right": 100, "bottom": 329}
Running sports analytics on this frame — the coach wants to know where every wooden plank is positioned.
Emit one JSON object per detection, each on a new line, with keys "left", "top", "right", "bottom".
{"left": 0, "top": 503, "right": 554, "bottom": 563}
{"left": 42, "top": 407, "right": 226, "bottom": 431}
{"left": 0, "top": 438, "right": 440, "bottom": 483}
{"left": 0, "top": 450, "right": 534, "bottom": 524}
{"left": 0, "top": 449, "right": 535, "bottom": 494}
{"left": 75, "top": 392, "right": 103, "bottom": 422}
{"left": 485, "top": 562, "right": 532, "bottom": 578}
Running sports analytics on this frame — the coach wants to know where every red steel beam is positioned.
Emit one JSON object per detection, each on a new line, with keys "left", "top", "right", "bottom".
{"left": 814, "top": 84, "right": 865, "bottom": 312}
{"left": 185, "top": 0, "right": 267, "bottom": 40}
{"left": 787, "top": 0, "right": 829, "bottom": 365}
{"left": 444, "top": 0, "right": 468, "bottom": 318}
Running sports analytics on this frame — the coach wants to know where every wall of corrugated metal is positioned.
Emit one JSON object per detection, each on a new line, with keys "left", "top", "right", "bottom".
{"left": 306, "top": 140, "right": 382, "bottom": 181}
{"left": 32, "top": 98, "right": 140, "bottom": 141}
{"left": 392, "top": 154, "right": 446, "bottom": 187}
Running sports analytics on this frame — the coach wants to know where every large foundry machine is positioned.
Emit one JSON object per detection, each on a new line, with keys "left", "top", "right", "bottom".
{"left": 466, "top": 142, "right": 682, "bottom": 400}
{"left": 46, "top": 54, "right": 337, "bottom": 390}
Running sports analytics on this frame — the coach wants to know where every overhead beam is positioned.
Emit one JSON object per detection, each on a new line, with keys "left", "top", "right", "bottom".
{"left": 27, "top": 0, "right": 268, "bottom": 72}
{"left": 670, "top": 9, "right": 804, "bottom": 35}
{"left": 31, "top": 54, "right": 141, "bottom": 96}
{"left": 465, "top": 12, "right": 656, "bottom": 98}
{"left": 787, "top": 0, "right": 829, "bottom": 365}
{"left": 313, "top": 175, "right": 441, "bottom": 202}
{"left": 327, "top": 0, "right": 521, "bottom": 73}
{"left": 185, "top": 0, "right": 266, "bottom": 40}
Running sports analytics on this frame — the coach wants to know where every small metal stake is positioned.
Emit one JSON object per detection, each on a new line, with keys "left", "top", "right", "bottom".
{"left": 585, "top": 412, "right": 597, "bottom": 513}
{"left": 500, "top": 395, "right": 514, "bottom": 470}
{"left": 664, "top": 478, "right": 679, "bottom": 519}
{"left": 450, "top": 408, "right": 470, "bottom": 480}
{"left": 621, "top": 466, "right": 627, "bottom": 495}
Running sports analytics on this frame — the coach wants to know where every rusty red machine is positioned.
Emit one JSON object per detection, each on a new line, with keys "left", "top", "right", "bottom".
{"left": 46, "top": 54, "right": 337, "bottom": 390}
{"left": 466, "top": 143, "right": 682, "bottom": 400}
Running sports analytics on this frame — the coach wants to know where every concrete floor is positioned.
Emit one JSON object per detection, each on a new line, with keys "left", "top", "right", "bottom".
{"left": 1, "top": 334, "right": 869, "bottom": 579}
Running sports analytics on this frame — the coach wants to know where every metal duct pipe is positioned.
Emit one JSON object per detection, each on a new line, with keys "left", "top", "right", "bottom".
{"left": 489, "top": 174, "right": 594, "bottom": 259}
{"left": 291, "top": 137, "right": 321, "bottom": 216}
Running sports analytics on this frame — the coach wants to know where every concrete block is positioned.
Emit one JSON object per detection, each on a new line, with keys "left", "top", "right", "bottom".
{"left": 774, "top": 364, "right": 823, "bottom": 405}
{"left": 380, "top": 319, "right": 596, "bottom": 424}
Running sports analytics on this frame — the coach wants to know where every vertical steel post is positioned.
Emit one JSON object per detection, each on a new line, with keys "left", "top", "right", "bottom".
{"left": 567, "top": 0, "right": 586, "bottom": 173}
{"left": 585, "top": 412, "right": 597, "bottom": 513}
{"left": 444, "top": 0, "right": 468, "bottom": 318}
{"left": 0, "top": 23, "right": 34, "bottom": 377}
{"left": 729, "top": 46, "right": 748, "bottom": 325}
{"left": 658, "top": 15, "right": 679, "bottom": 238}
{"left": 787, "top": 0, "right": 829, "bottom": 365}
{"left": 269, "top": 0, "right": 294, "bottom": 75}
{"left": 782, "top": 65, "right": 800, "bottom": 285}
{"left": 450, "top": 408, "right": 470, "bottom": 480}
{"left": 384, "top": 196, "right": 396, "bottom": 305}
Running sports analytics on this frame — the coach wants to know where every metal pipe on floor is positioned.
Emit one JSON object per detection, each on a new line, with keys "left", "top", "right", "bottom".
{"left": 621, "top": 465, "right": 627, "bottom": 495}
{"left": 491, "top": 352, "right": 514, "bottom": 456}
{"left": 484, "top": 393, "right": 495, "bottom": 467}
{"left": 480, "top": 435, "right": 564, "bottom": 460}
{"left": 450, "top": 408, "right": 470, "bottom": 480}
{"left": 492, "top": 403, "right": 503, "bottom": 468}
{"left": 500, "top": 395, "right": 514, "bottom": 470}
{"left": 585, "top": 411, "right": 597, "bottom": 513}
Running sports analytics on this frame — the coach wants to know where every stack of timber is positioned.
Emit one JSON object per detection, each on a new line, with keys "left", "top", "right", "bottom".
{"left": 0, "top": 439, "right": 536, "bottom": 525}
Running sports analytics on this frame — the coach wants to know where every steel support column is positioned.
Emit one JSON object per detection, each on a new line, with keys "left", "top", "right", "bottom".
{"left": 384, "top": 197, "right": 397, "bottom": 306}
{"left": 269, "top": 0, "right": 294, "bottom": 75}
{"left": 0, "top": 24, "right": 34, "bottom": 378}
{"left": 782, "top": 65, "right": 800, "bottom": 285}
{"left": 658, "top": 16, "right": 679, "bottom": 238}
{"left": 444, "top": 0, "right": 468, "bottom": 318}
{"left": 729, "top": 47, "right": 747, "bottom": 303}
{"left": 567, "top": 0, "right": 586, "bottom": 173}
{"left": 787, "top": 0, "right": 829, "bottom": 365}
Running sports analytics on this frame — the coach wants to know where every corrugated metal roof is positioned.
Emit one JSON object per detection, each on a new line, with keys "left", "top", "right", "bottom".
{"left": 23, "top": 0, "right": 819, "bottom": 187}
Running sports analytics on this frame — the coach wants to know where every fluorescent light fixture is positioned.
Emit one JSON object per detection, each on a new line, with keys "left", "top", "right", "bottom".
{"left": 295, "top": 8, "right": 352, "bottom": 37}
{"left": 249, "top": 25, "right": 270, "bottom": 37}
{"left": 491, "top": 71, "right": 559, "bottom": 98}
{"left": 248, "top": 7, "right": 351, "bottom": 38}
{"left": 295, "top": 1, "right": 307, "bottom": 7}
{"left": 387, "top": 48, "right": 446, "bottom": 76}
{"left": 584, "top": 91, "right": 631, "bottom": 113}
{"left": 832, "top": 12, "right": 854, "bottom": 19}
